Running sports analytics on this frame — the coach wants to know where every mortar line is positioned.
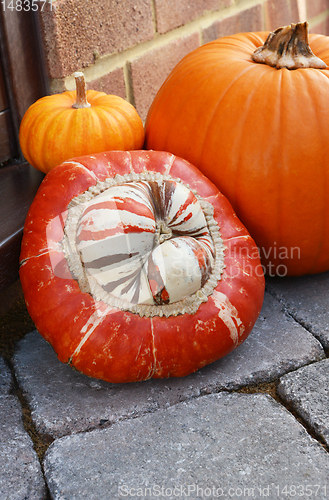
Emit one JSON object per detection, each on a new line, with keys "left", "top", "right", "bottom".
{"left": 123, "top": 62, "right": 135, "bottom": 106}
{"left": 265, "top": 285, "right": 329, "bottom": 357}
{"left": 235, "top": 379, "right": 329, "bottom": 453}
{"left": 5, "top": 357, "right": 53, "bottom": 498}
{"left": 50, "top": 0, "right": 267, "bottom": 94}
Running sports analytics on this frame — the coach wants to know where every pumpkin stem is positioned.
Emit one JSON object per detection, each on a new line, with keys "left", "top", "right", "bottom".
{"left": 72, "top": 72, "right": 91, "bottom": 108}
{"left": 252, "top": 22, "right": 327, "bottom": 69}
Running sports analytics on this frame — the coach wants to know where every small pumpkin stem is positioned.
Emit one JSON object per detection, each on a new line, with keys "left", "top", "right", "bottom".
{"left": 252, "top": 22, "right": 327, "bottom": 69}
{"left": 72, "top": 72, "right": 91, "bottom": 109}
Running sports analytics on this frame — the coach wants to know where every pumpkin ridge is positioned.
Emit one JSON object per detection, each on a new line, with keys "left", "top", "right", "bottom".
{"left": 44, "top": 109, "right": 87, "bottom": 171}
{"left": 61, "top": 160, "right": 99, "bottom": 181}
{"left": 269, "top": 66, "right": 328, "bottom": 274}
{"left": 301, "top": 71, "right": 329, "bottom": 272}
{"left": 85, "top": 89, "right": 108, "bottom": 102}
{"left": 94, "top": 106, "right": 135, "bottom": 150}
{"left": 109, "top": 105, "right": 143, "bottom": 149}
{"left": 200, "top": 63, "right": 256, "bottom": 134}
{"left": 36, "top": 108, "right": 72, "bottom": 172}
{"left": 148, "top": 317, "right": 157, "bottom": 379}
{"left": 199, "top": 64, "right": 264, "bottom": 204}
{"left": 162, "top": 151, "right": 176, "bottom": 176}
{"left": 109, "top": 106, "right": 135, "bottom": 149}
{"left": 28, "top": 97, "right": 70, "bottom": 113}
{"left": 68, "top": 305, "right": 114, "bottom": 364}
{"left": 59, "top": 91, "right": 77, "bottom": 105}
{"left": 19, "top": 106, "right": 62, "bottom": 168}
{"left": 272, "top": 68, "right": 285, "bottom": 261}
{"left": 80, "top": 107, "right": 105, "bottom": 153}
{"left": 152, "top": 60, "right": 256, "bottom": 163}
{"left": 87, "top": 93, "right": 124, "bottom": 107}
{"left": 237, "top": 67, "right": 283, "bottom": 265}
{"left": 242, "top": 31, "right": 270, "bottom": 51}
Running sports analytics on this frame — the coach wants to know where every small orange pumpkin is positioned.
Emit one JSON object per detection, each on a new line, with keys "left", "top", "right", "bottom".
{"left": 19, "top": 72, "right": 145, "bottom": 174}
{"left": 145, "top": 22, "right": 329, "bottom": 276}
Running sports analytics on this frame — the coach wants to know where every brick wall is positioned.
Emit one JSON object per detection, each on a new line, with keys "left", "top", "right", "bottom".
{"left": 38, "top": 0, "right": 329, "bottom": 121}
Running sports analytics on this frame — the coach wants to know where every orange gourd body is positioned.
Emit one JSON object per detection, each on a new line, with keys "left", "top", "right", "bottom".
{"left": 19, "top": 150, "right": 264, "bottom": 383}
{"left": 19, "top": 90, "right": 145, "bottom": 174}
{"left": 145, "top": 31, "right": 329, "bottom": 276}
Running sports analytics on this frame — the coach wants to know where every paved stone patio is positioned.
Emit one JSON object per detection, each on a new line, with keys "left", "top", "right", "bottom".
{"left": 1, "top": 274, "right": 329, "bottom": 499}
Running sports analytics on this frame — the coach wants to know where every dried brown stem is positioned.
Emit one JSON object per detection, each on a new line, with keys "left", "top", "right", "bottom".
{"left": 72, "top": 72, "right": 91, "bottom": 108}
{"left": 252, "top": 22, "right": 327, "bottom": 70}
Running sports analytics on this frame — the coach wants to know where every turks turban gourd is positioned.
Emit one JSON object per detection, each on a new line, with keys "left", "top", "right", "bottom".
{"left": 145, "top": 22, "right": 329, "bottom": 277}
{"left": 19, "top": 73, "right": 144, "bottom": 174}
{"left": 19, "top": 150, "right": 264, "bottom": 383}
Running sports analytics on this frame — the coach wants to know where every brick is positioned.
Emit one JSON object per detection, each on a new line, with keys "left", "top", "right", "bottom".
{"left": 38, "top": 0, "right": 154, "bottom": 79}
{"left": 203, "top": 5, "right": 264, "bottom": 43}
{"left": 131, "top": 33, "right": 200, "bottom": 121}
{"left": 154, "top": 0, "right": 232, "bottom": 34}
{"left": 87, "top": 68, "right": 127, "bottom": 100}
{"left": 265, "top": 0, "right": 300, "bottom": 31}
{"left": 307, "top": 0, "right": 328, "bottom": 19}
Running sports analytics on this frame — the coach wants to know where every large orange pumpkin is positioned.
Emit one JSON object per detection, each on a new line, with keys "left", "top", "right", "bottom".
{"left": 19, "top": 150, "right": 264, "bottom": 383}
{"left": 145, "top": 22, "right": 329, "bottom": 276}
{"left": 19, "top": 73, "right": 144, "bottom": 174}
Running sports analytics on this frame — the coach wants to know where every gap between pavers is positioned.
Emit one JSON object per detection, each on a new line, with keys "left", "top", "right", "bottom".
{"left": 0, "top": 355, "right": 12, "bottom": 395}
{"left": 0, "top": 356, "right": 46, "bottom": 500}
{"left": 12, "top": 291, "right": 325, "bottom": 440}
{"left": 278, "top": 358, "right": 329, "bottom": 448}
{"left": 43, "top": 392, "right": 329, "bottom": 500}
{"left": 266, "top": 271, "right": 329, "bottom": 349}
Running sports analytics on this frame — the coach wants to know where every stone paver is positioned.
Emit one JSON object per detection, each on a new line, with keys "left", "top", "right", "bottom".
{"left": 12, "top": 292, "right": 325, "bottom": 439}
{"left": 277, "top": 358, "right": 329, "bottom": 447}
{"left": 266, "top": 272, "right": 329, "bottom": 348}
{"left": 43, "top": 393, "right": 329, "bottom": 500}
{"left": 0, "top": 393, "right": 46, "bottom": 499}
{"left": 0, "top": 356, "right": 12, "bottom": 394}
